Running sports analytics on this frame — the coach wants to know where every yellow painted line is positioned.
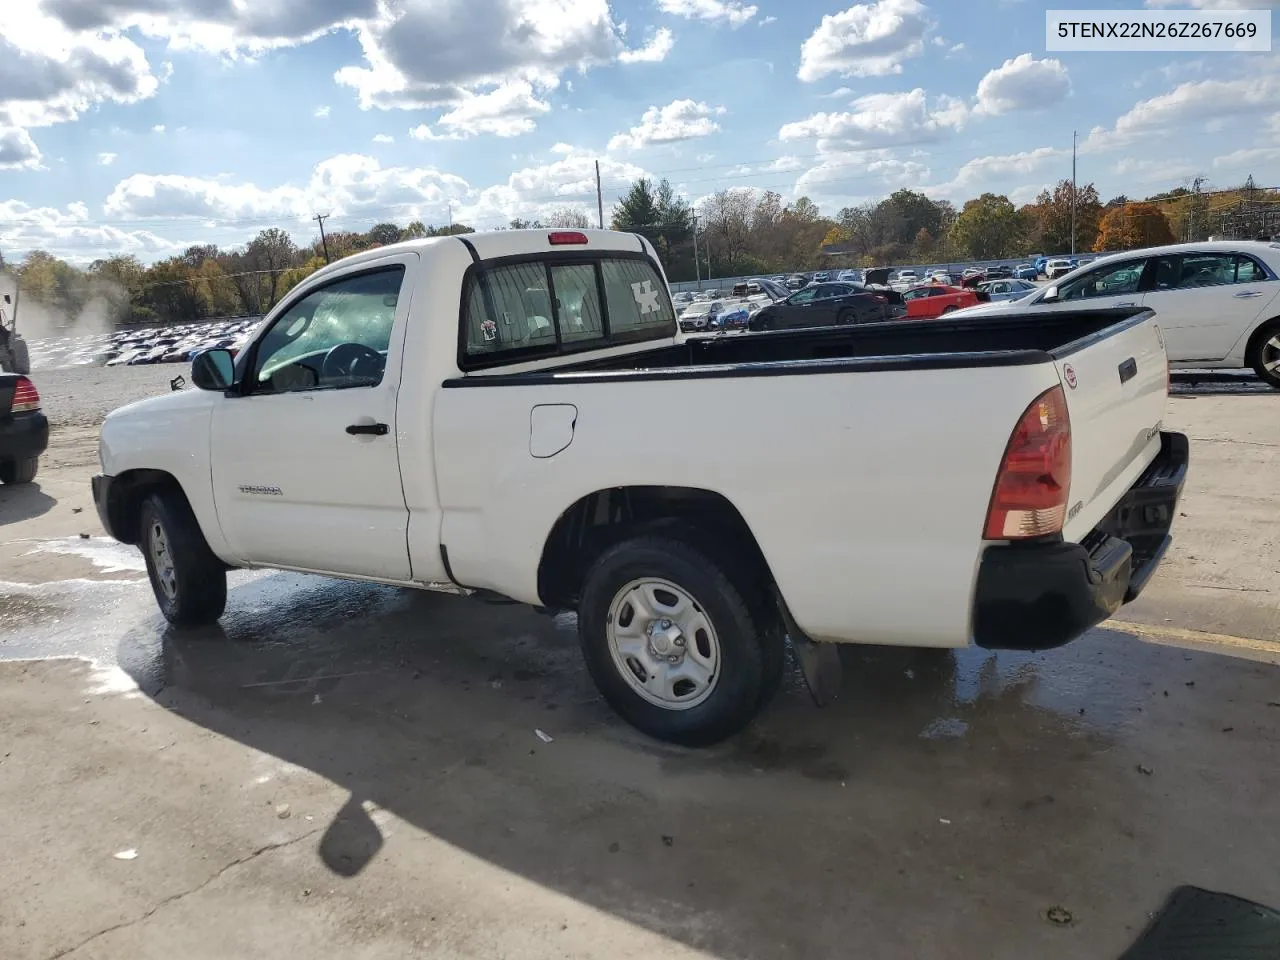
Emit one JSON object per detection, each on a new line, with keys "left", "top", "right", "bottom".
{"left": 1104, "top": 619, "right": 1280, "bottom": 663}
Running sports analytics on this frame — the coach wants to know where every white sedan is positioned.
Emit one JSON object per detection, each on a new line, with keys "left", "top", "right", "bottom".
{"left": 950, "top": 240, "right": 1280, "bottom": 388}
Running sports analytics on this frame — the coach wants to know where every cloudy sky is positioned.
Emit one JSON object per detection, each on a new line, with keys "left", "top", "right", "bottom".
{"left": 1, "top": 0, "right": 1278, "bottom": 263}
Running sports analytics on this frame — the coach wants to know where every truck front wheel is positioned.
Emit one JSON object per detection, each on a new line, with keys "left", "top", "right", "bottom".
{"left": 578, "top": 536, "right": 783, "bottom": 746}
{"left": 139, "top": 491, "right": 227, "bottom": 626}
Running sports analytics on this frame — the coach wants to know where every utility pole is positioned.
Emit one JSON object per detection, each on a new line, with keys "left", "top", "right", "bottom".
{"left": 1070, "top": 130, "right": 1077, "bottom": 256}
{"left": 595, "top": 160, "right": 604, "bottom": 229}
{"left": 692, "top": 215, "right": 700, "bottom": 283}
{"left": 447, "top": 200, "right": 453, "bottom": 232}
{"left": 313, "top": 213, "right": 331, "bottom": 263}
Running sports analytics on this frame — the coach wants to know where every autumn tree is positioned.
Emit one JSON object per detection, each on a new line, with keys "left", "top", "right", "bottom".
{"left": 1020, "top": 180, "right": 1102, "bottom": 253}
{"left": 1094, "top": 202, "right": 1175, "bottom": 251}
{"left": 948, "top": 194, "right": 1025, "bottom": 260}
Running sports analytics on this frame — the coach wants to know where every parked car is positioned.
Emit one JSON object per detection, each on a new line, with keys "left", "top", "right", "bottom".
{"left": 0, "top": 373, "right": 47, "bottom": 484}
{"left": 1045, "top": 259, "right": 1074, "bottom": 280}
{"left": 678, "top": 300, "right": 724, "bottom": 332}
{"left": 977, "top": 279, "right": 1039, "bottom": 302}
{"left": 901, "top": 284, "right": 987, "bottom": 319}
{"left": 1013, "top": 263, "right": 1037, "bottom": 280}
{"left": 747, "top": 282, "right": 902, "bottom": 331}
{"left": 92, "top": 228, "right": 1186, "bottom": 746}
{"left": 895, "top": 269, "right": 920, "bottom": 285}
{"left": 985, "top": 265, "right": 1013, "bottom": 280}
{"left": 949, "top": 241, "right": 1280, "bottom": 387}
{"left": 785, "top": 274, "right": 808, "bottom": 290}
{"left": 836, "top": 270, "right": 863, "bottom": 283}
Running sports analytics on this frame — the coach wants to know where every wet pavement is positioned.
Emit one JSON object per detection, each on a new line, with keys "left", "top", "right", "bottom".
{"left": 2, "top": 544, "right": 1280, "bottom": 959}
{"left": 3, "top": 382, "right": 1280, "bottom": 959}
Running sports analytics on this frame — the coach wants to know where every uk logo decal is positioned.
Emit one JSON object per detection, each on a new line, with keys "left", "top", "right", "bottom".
{"left": 631, "top": 280, "right": 662, "bottom": 315}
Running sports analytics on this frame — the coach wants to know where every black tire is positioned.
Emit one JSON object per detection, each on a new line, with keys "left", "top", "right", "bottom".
{"left": 139, "top": 491, "right": 227, "bottom": 626}
{"left": 1247, "top": 319, "right": 1280, "bottom": 389}
{"left": 0, "top": 457, "right": 38, "bottom": 485}
{"left": 836, "top": 309, "right": 855, "bottom": 325}
{"left": 578, "top": 536, "right": 783, "bottom": 746}
{"left": 942, "top": 305, "right": 958, "bottom": 315}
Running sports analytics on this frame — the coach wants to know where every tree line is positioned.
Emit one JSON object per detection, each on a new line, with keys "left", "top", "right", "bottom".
{"left": 1, "top": 176, "right": 1273, "bottom": 332}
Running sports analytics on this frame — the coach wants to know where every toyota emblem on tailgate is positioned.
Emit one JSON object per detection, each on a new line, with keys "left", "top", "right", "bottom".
{"left": 1063, "top": 364, "right": 1078, "bottom": 389}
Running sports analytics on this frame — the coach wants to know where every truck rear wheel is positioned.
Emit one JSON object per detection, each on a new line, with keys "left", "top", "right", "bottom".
{"left": 139, "top": 491, "right": 227, "bottom": 626}
{"left": 0, "top": 457, "right": 38, "bottom": 484}
{"left": 578, "top": 536, "right": 782, "bottom": 746}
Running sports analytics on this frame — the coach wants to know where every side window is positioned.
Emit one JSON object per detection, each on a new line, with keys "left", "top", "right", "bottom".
{"left": 251, "top": 266, "right": 404, "bottom": 393}
{"left": 1173, "top": 253, "right": 1236, "bottom": 288}
{"left": 1059, "top": 260, "right": 1146, "bottom": 301}
{"left": 1234, "top": 255, "right": 1269, "bottom": 283}
{"left": 788, "top": 288, "right": 818, "bottom": 304}
{"left": 601, "top": 259, "right": 675, "bottom": 335}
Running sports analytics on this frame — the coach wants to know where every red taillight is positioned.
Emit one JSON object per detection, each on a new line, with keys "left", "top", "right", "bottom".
{"left": 984, "top": 385, "right": 1071, "bottom": 540}
{"left": 10, "top": 377, "right": 40, "bottom": 413}
{"left": 548, "top": 231, "right": 588, "bottom": 245}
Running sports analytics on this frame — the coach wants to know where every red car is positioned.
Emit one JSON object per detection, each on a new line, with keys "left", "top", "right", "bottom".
{"left": 901, "top": 284, "right": 987, "bottom": 320}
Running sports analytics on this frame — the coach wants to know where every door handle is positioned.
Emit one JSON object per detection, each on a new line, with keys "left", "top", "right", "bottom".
{"left": 1234, "top": 291, "right": 1263, "bottom": 298}
{"left": 1118, "top": 357, "right": 1138, "bottom": 385}
{"left": 346, "top": 422, "right": 389, "bottom": 436}
{"left": 1115, "top": 301, "right": 1137, "bottom": 307}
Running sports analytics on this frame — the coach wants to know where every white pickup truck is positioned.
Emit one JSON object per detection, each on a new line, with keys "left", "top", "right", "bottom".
{"left": 93, "top": 229, "right": 1188, "bottom": 745}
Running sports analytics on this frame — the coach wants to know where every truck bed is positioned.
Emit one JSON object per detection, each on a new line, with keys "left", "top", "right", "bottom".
{"left": 457, "top": 308, "right": 1147, "bottom": 383}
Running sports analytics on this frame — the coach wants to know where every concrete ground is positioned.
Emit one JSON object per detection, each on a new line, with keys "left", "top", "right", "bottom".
{"left": 1, "top": 375, "right": 1279, "bottom": 960}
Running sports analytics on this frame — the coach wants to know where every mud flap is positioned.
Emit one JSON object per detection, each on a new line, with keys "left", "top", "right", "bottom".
{"left": 773, "top": 589, "right": 843, "bottom": 706}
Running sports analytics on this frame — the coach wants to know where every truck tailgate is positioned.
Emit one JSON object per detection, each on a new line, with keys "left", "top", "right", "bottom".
{"left": 1056, "top": 310, "right": 1168, "bottom": 542}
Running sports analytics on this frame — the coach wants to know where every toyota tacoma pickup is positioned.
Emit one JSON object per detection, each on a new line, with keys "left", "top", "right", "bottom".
{"left": 93, "top": 229, "right": 1187, "bottom": 745}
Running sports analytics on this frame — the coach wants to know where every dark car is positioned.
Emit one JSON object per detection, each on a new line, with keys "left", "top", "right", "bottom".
{"left": 984, "top": 265, "right": 1013, "bottom": 280}
{"left": 0, "top": 374, "right": 48, "bottom": 485}
{"left": 747, "top": 282, "right": 901, "bottom": 332}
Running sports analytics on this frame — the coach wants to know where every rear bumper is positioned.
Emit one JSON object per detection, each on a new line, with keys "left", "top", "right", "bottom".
{"left": 0, "top": 411, "right": 49, "bottom": 462}
{"left": 974, "top": 430, "right": 1188, "bottom": 651}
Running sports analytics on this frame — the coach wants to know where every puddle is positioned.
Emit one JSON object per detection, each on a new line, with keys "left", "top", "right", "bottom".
{"left": 0, "top": 591, "right": 70, "bottom": 628}
{"left": 22, "top": 537, "right": 146, "bottom": 576}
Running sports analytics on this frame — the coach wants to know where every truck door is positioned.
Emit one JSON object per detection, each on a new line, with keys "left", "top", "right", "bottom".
{"left": 209, "top": 254, "right": 416, "bottom": 580}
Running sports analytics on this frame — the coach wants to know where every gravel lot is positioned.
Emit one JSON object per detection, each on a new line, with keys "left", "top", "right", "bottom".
{"left": 32, "top": 364, "right": 184, "bottom": 428}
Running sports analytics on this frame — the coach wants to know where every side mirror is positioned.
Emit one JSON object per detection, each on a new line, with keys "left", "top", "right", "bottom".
{"left": 1041, "top": 286, "right": 1059, "bottom": 303}
{"left": 191, "top": 348, "right": 235, "bottom": 391}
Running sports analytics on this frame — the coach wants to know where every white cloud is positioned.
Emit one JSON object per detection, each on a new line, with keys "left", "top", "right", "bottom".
{"left": 0, "top": 8, "right": 158, "bottom": 131}
{"left": 98, "top": 152, "right": 118, "bottom": 165}
{"left": 372, "top": 133, "right": 394, "bottom": 143}
{"left": 797, "top": 0, "right": 933, "bottom": 82}
{"left": 727, "top": 156, "right": 806, "bottom": 176}
{"left": 1084, "top": 73, "right": 1280, "bottom": 152}
{"left": 821, "top": 87, "right": 854, "bottom": 98}
{"left": 779, "top": 89, "right": 967, "bottom": 150}
{"left": 1213, "top": 146, "right": 1280, "bottom": 169}
{"left": 974, "top": 54, "right": 1070, "bottom": 115}
{"left": 103, "top": 155, "right": 472, "bottom": 227}
{"left": 0, "top": 198, "right": 180, "bottom": 263}
{"left": 314, "top": 105, "right": 331, "bottom": 118}
{"left": 335, "top": 0, "right": 622, "bottom": 111}
{"left": 1112, "top": 157, "right": 1196, "bottom": 181}
{"left": 619, "top": 27, "right": 674, "bottom": 63}
{"left": 0, "top": 127, "right": 42, "bottom": 170}
{"left": 656, "top": 0, "right": 758, "bottom": 27}
{"left": 760, "top": 16, "right": 777, "bottom": 25}
{"left": 458, "top": 148, "right": 647, "bottom": 225}
{"left": 793, "top": 148, "right": 931, "bottom": 201}
{"left": 152, "top": 124, "right": 166, "bottom": 133}
{"left": 408, "top": 81, "right": 551, "bottom": 140}
{"left": 550, "top": 142, "right": 575, "bottom": 154}
{"left": 927, "top": 147, "right": 1065, "bottom": 198}
{"left": 35, "top": 0, "right": 377, "bottom": 55}
{"left": 608, "top": 99, "right": 726, "bottom": 151}
{"left": 948, "top": 42, "right": 964, "bottom": 54}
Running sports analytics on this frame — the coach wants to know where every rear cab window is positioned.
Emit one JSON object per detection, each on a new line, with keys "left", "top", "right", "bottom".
{"left": 461, "top": 252, "right": 676, "bottom": 369}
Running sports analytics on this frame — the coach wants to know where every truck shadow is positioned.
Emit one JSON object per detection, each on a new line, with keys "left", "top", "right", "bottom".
{"left": 0, "top": 481, "right": 56, "bottom": 525}
{"left": 114, "top": 573, "right": 1182, "bottom": 958}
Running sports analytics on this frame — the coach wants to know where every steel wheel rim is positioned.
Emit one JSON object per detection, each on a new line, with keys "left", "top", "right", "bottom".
{"left": 605, "top": 577, "right": 721, "bottom": 711}
{"left": 148, "top": 518, "right": 178, "bottom": 601}
{"left": 1263, "top": 334, "right": 1280, "bottom": 375}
